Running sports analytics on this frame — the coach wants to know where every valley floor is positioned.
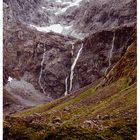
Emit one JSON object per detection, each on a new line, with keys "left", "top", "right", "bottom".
{"left": 4, "top": 78, "right": 136, "bottom": 140}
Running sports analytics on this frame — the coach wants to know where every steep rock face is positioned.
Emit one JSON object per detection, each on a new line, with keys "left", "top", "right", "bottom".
{"left": 60, "top": 0, "right": 136, "bottom": 36}
{"left": 4, "top": 0, "right": 46, "bottom": 26}
{"left": 81, "top": 0, "right": 136, "bottom": 32}
{"left": 3, "top": 0, "right": 136, "bottom": 115}
{"left": 4, "top": 23, "right": 77, "bottom": 99}
{"left": 4, "top": 24, "right": 135, "bottom": 99}
{"left": 72, "top": 25, "right": 135, "bottom": 91}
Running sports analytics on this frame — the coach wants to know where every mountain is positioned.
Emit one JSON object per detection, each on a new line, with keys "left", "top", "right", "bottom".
{"left": 3, "top": 0, "right": 136, "bottom": 139}
{"left": 4, "top": 30, "right": 136, "bottom": 139}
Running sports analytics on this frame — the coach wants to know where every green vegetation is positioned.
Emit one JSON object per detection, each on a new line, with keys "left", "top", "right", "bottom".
{"left": 14, "top": 87, "right": 96, "bottom": 117}
{"left": 4, "top": 76, "right": 136, "bottom": 140}
{"left": 4, "top": 119, "right": 136, "bottom": 140}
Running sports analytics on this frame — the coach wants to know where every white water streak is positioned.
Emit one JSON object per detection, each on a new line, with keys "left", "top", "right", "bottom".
{"left": 71, "top": 44, "right": 75, "bottom": 56}
{"left": 38, "top": 47, "right": 46, "bottom": 94}
{"left": 109, "top": 32, "right": 115, "bottom": 67}
{"left": 69, "top": 43, "right": 83, "bottom": 92}
{"left": 64, "top": 76, "right": 68, "bottom": 96}
{"left": 105, "top": 32, "right": 115, "bottom": 75}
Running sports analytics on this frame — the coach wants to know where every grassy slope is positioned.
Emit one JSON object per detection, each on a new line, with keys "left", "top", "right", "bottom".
{"left": 4, "top": 39, "right": 136, "bottom": 139}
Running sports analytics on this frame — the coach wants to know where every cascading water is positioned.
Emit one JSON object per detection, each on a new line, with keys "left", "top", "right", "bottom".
{"left": 105, "top": 32, "right": 115, "bottom": 75}
{"left": 64, "top": 44, "right": 75, "bottom": 96}
{"left": 71, "top": 44, "right": 75, "bottom": 56}
{"left": 64, "top": 76, "right": 68, "bottom": 96}
{"left": 38, "top": 46, "right": 47, "bottom": 95}
{"left": 109, "top": 32, "right": 115, "bottom": 67}
{"left": 69, "top": 43, "right": 83, "bottom": 92}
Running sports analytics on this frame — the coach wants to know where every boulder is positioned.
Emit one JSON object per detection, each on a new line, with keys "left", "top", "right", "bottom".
{"left": 83, "top": 120, "right": 97, "bottom": 129}
{"left": 25, "top": 114, "right": 42, "bottom": 123}
{"left": 52, "top": 117, "right": 61, "bottom": 124}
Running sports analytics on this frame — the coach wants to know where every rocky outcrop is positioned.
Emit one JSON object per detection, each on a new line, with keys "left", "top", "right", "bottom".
{"left": 63, "top": 0, "right": 136, "bottom": 36}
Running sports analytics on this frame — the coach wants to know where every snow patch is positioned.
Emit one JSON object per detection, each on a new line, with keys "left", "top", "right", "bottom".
{"left": 56, "top": 0, "right": 62, "bottom": 2}
{"left": 30, "top": 24, "right": 73, "bottom": 36}
{"left": 55, "top": 0, "right": 83, "bottom": 15}
{"left": 62, "top": 25, "right": 73, "bottom": 35}
{"left": 42, "top": 7, "right": 47, "bottom": 9}
{"left": 8, "top": 77, "right": 13, "bottom": 82}
{"left": 30, "top": 24, "right": 63, "bottom": 34}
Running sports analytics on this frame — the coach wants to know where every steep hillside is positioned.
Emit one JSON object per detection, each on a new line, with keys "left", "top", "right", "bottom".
{"left": 4, "top": 31, "right": 136, "bottom": 139}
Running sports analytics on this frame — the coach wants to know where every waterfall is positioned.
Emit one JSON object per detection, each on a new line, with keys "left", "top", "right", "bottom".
{"left": 64, "top": 76, "right": 68, "bottom": 96}
{"left": 64, "top": 44, "right": 75, "bottom": 96}
{"left": 105, "top": 32, "right": 115, "bottom": 75}
{"left": 109, "top": 32, "right": 115, "bottom": 67}
{"left": 38, "top": 47, "right": 46, "bottom": 95}
{"left": 71, "top": 44, "right": 75, "bottom": 56}
{"left": 69, "top": 43, "right": 83, "bottom": 92}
